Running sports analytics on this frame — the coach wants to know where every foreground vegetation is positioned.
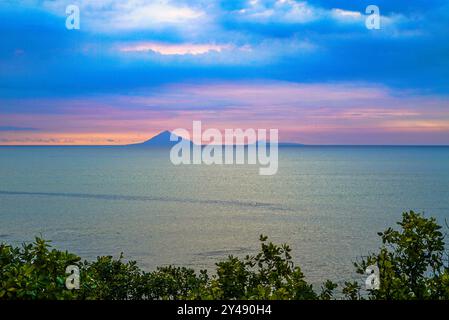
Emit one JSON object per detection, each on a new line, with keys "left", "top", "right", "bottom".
{"left": 1, "top": 211, "right": 449, "bottom": 300}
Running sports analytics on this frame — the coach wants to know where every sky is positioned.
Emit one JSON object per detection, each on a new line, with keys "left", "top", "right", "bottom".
{"left": 0, "top": 0, "right": 448, "bottom": 145}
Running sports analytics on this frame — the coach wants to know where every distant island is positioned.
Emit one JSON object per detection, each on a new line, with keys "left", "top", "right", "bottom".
{"left": 127, "top": 130, "right": 304, "bottom": 147}
{"left": 127, "top": 131, "right": 185, "bottom": 147}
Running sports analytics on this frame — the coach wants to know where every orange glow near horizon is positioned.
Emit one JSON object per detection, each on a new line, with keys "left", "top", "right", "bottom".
{"left": 1, "top": 82, "right": 449, "bottom": 145}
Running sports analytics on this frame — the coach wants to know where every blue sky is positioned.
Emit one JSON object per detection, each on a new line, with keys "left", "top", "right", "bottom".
{"left": 0, "top": 0, "right": 448, "bottom": 144}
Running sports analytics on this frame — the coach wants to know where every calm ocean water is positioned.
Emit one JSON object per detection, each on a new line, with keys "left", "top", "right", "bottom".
{"left": 1, "top": 146, "right": 449, "bottom": 286}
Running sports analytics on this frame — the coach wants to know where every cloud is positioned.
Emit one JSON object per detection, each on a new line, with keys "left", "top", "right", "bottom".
{"left": 0, "top": 126, "right": 40, "bottom": 131}
{"left": 89, "top": 2, "right": 204, "bottom": 32}
{"left": 119, "top": 42, "right": 228, "bottom": 55}
{"left": 331, "top": 8, "right": 362, "bottom": 21}
{"left": 0, "top": 1, "right": 448, "bottom": 111}
{"left": 1, "top": 81, "right": 448, "bottom": 145}
{"left": 235, "top": 0, "right": 323, "bottom": 24}
{"left": 36, "top": 0, "right": 205, "bottom": 32}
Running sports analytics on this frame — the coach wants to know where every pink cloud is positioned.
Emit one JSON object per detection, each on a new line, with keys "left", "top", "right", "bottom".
{"left": 119, "top": 42, "right": 228, "bottom": 55}
{"left": 1, "top": 81, "right": 448, "bottom": 145}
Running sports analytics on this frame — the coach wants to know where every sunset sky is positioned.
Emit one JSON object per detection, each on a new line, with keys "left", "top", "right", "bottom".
{"left": 1, "top": 0, "right": 449, "bottom": 145}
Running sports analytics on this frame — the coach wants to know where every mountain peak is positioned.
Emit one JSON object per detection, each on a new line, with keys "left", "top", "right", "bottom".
{"left": 128, "top": 130, "right": 304, "bottom": 147}
{"left": 129, "top": 130, "right": 184, "bottom": 147}
{"left": 148, "top": 130, "right": 174, "bottom": 140}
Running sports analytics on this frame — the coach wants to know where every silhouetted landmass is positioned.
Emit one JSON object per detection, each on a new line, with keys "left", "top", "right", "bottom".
{"left": 127, "top": 130, "right": 304, "bottom": 147}
{"left": 127, "top": 130, "right": 189, "bottom": 147}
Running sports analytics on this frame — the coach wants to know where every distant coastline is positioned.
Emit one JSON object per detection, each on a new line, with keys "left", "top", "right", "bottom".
{"left": 2, "top": 130, "right": 449, "bottom": 147}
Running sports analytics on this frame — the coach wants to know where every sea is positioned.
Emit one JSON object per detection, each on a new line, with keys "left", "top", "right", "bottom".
{"left": 1, "top": 146, "right": 449, "bottom": 287}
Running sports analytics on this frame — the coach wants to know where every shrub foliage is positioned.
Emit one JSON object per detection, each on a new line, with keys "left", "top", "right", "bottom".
{"left": 1, "top": 211, "right": 448, "bottom": 300}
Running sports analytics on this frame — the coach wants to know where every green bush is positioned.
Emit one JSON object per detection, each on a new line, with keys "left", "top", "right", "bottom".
{"left": 1, "top": 211, "right": 448, "bottom": 300}
{"left": 347, "top": 210, "right": 449, "bottom": 300}
{"left": 210, "top": 235, "right": 317, "bottom": 300}
{"left": 0, "top": 238, "right": 79, "bottom": 299}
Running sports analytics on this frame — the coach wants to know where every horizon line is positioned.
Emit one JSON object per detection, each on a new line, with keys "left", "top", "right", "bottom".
{"left": 1, "top": 144, "right": 449, "bottom": 147}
